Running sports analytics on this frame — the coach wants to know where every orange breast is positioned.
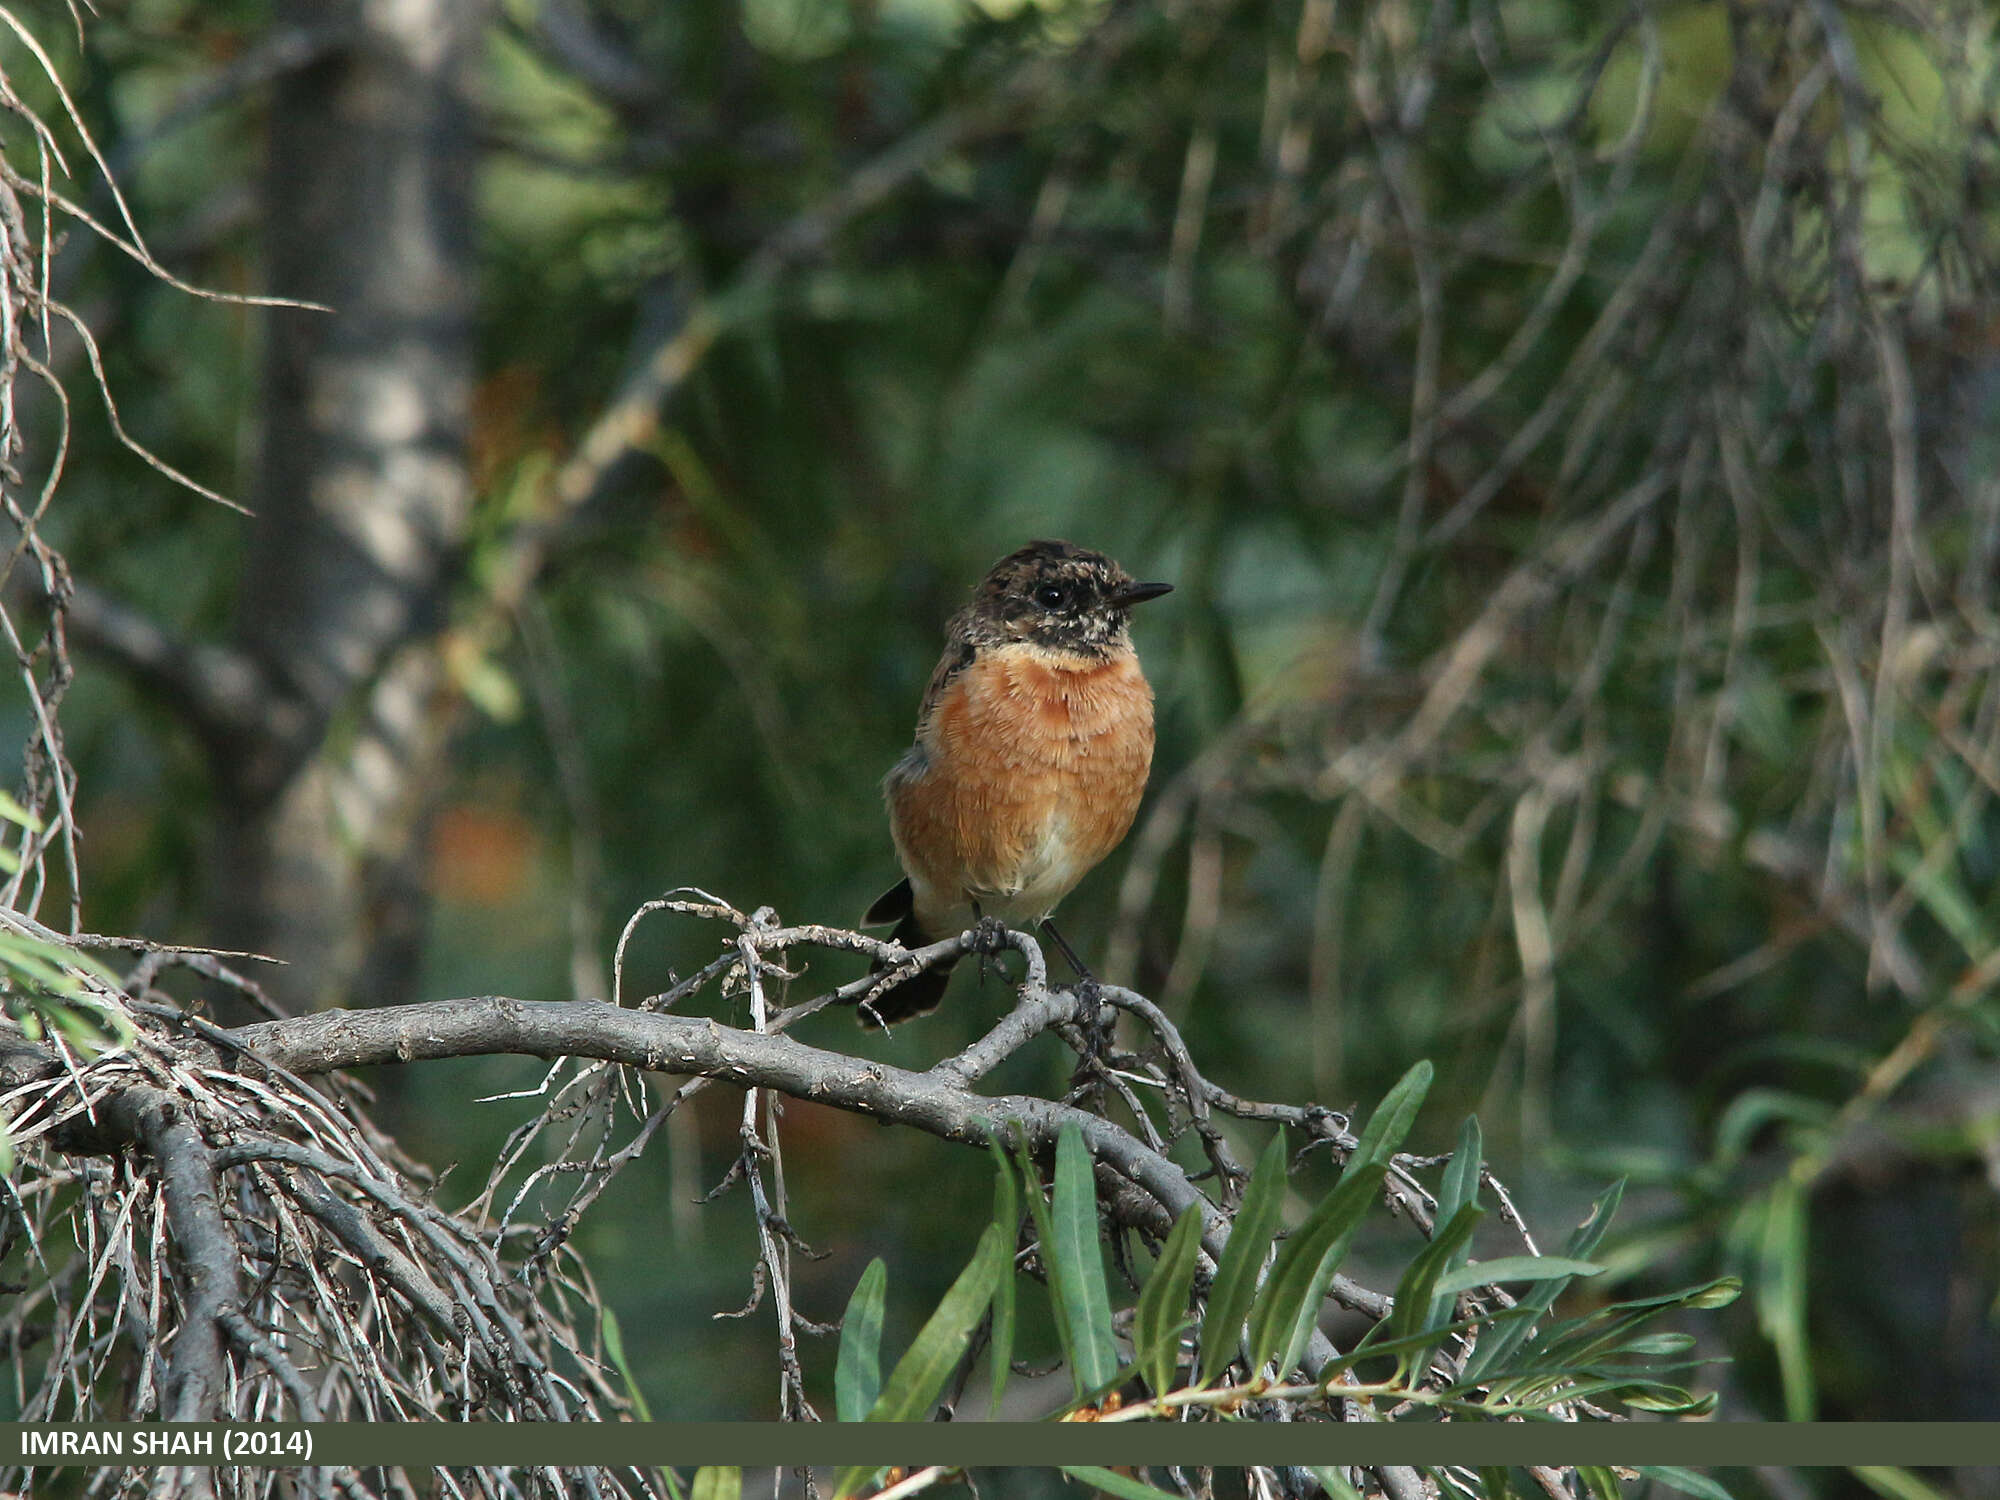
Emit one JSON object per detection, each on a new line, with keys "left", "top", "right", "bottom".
{"left": 888, "top": 643, "right": 1155, "bottom": 927}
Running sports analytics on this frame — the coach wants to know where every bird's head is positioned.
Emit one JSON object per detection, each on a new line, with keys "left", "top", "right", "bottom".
{"left": 965, "top": 539, "right": 1172, "bottom": 657}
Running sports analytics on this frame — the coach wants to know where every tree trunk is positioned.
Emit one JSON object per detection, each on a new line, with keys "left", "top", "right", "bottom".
{"left": 215, "top": 0, "right": 487, "bottom": 1010}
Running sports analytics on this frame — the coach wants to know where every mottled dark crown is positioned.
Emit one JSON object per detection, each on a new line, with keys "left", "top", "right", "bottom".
{"left": 958, "top": 539, "right": 1171, "bottom": 657}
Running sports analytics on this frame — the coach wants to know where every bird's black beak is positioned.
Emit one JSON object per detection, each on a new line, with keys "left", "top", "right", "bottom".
{"left": 1110, "top": 581, "right": 1173, "bottom": 609}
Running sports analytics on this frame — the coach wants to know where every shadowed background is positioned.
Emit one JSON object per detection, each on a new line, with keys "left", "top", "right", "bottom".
{"left": 2, "top": 0, "right": 1997, "bottom": 1464}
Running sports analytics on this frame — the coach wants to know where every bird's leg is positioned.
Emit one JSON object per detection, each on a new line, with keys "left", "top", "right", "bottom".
{"left": 969, "top": 901, "right": 1011, "bottom": 987}
{"left": 1038, "top": 916, "right": 1094, "bottom": 987}
{"left": 1040, "top": 917, "right": 1113, "bottom": 1074}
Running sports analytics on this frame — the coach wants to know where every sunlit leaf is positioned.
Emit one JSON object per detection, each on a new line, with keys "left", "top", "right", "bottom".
{"left": 864, "top": 1221, "right": 1006, "bottom": 1421}
{"left": 1433, "top": 1255, "right": 1604, "bottom": 1298}
{"left": 599, "top": 1305, "right": 652, "bottom": 1422}
{"left": 987, "top": 1134, "right": 1019, "bottom": 1416}
{"left": 1057, "top": 1468, "right": 1181, "bottom": 1500}
{"left": 1246, "top": 1161, "right": 1386, "bottom": 1378}
{"left": 1133, "top": 1203, "right": 1203, "bottom": 1397}
{"left": 1052, "top": 1122, "right": 1119, "bottom": 1395}
{"left": 1348, "top": 1060, "right": 1433, "bottom": 1173}
{"left": 1197, "top": 1128, "right": 1288, "bottom": 1385}
{"left": 1636, "top": 1467, "right": 1736, "bottom": 1500}
{"left": 835, "top": 1258, "right": 886, "bottom": 1422}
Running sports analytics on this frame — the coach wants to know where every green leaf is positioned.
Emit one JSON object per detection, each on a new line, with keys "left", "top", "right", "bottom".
{"left": 1051, "top": 1122, "right": 1120, "bottom": 1396}
{"left": 1851, "top": 1473, "right": 1949, "bottom": 1500}
{"left": 1321, "top": 1302, "right": 1539, "bottom": 1383}
{"left": 599, "top": 1305, "right": 652, "bottom": 1422}
{"left": 1307, "top": 1469, "right": 1364, "bottom": 1500}
{"left": 1753, "top": 1178, "right": 1816, "bottom": 1420}
{"left": 1714, "top": 1087, "right": 1833, "bottom": 1164}
{"left": 1436, "top": 1116, "right": 1483, "bottom": 1227}
{"left": 691, "top": 1471, "right": 741, "bottom": 1500}
{"left": 1577, "top": 1468, "right": 1621, "bottom": 1500}
{"left": 865, "top": 1220, "right": 1006, "bottom": 1421}
{"left": 1477, "top": 1469, "right": 1516, "bottom": 1500}
{"left": 1428, "top": 1116, "right": 1484, "bottom": 1333}
{"left": 1460, "top": 1178, "right": 1623, "bottom": 1384}
{"left": 1013, "top": 1132, "right": 1076, "bottom": 1379}
{"left": 1133, "top": 1203, "right": 1204, "bottom": 1397}
{"left": 987, "top": 1135, "right": 1019, "bottom": 1417}
{"left": 835, "top": 1258, "right": 887, "bottom": 1422}
{"left": 0, "top": 789, "right": 44, "bottom": 832}
{"left": 1347, "top": 1059, "right": 1433, "bottom": 1173}
{"left": 1621, "top": 1332, "right": 1697, "bottom": 1356}
{"left": 1246, "top": 1161, "right": 1387, "bottom": 1378}
{"left": 1621, "top": 1386, "right": 1717, "bottom": 1415}
{"left": 1057, "top": 1468, "right": 1182, "bottom": 1500}
{"left": 1197, "top": 1130, "right": 1288, "bottom": 1384}
{"left": 1636, "top": 1468, "right": 1737, "bottom": 1500}
{"left": 1433, "top": 1256, "right": 1605, "bottom": 1298}
{"left": 1387, "top": 1202, "right": 1484, "bottom": 1375}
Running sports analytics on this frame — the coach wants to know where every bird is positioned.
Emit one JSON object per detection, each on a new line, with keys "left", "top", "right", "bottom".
{"left": 856, "top": 539, "right": 1172, "bottom": 1025}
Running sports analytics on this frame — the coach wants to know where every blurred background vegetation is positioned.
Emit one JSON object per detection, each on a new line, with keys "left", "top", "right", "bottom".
{"left": 3, "top": 0, "right": 1998, "bottom": 1463}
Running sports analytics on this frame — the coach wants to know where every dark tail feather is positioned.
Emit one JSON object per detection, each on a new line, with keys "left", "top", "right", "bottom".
{"left": 858, "top": 907, "right": 957, "bottom": 1025}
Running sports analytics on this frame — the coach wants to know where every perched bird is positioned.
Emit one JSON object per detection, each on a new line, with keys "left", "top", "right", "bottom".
{"left": 857, "top": 539, "right": 1172, "bottom": 1024}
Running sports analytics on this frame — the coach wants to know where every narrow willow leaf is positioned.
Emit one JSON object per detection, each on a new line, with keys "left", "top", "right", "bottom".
{"left": 1620, "top": 1332, "right": 1697, "bottom": 1356}
{"left": 1307, "top": 1470, "right": 1364, "bottom": 1500}
{"left": 1347, "top": 1059, "right": 1433, "bottom": 1174}
{"left": 1577, "top": 1468, "right": 1621, "bottom": 1500}
{"left": 1432, "top": 1255, "right": 1604, "bottom": 1298}
{"left": 1714, "top": 1087, "right": 1834, "bottom": 1165}
{"left": 1680, "top": 1277, "right": 1742, "bottom": 1310}
{"left": 1621, "top": 1385, "right": 1716, "bottom": 1414}
{"left": 1477, "top": 1469, "right": 1516, "bottom": 1500}
{"left": 1196, "top": 1128, "right": 1287, "bottom": 1385}
{"left": 987, "top": 1135, "right": 1019, "bottom": 1417}
{"left": 865, "top": 1220, "right": 1006, "bottom": 1422}
{"left": 835, "top": 1258, "right": 887, "bottom": 1422}
{"left": 1387, "top": 1202, "right": 1483, "bottom": 1376}
{"left": 599, "top": 1306, "right": 652, "bottom": 1422}
{"left": 1245, "top": 1161, "right": 1386, "bottom": 1378}
{"left": 1052, "top": 1122, "right": 1119, "bottom": 1395}
{"left": 1013, "top": 1131, "right": 1076, "bottom": 1377}
{"left": 1460, "top": 1178, "right": 1623, "bottom": 1384}
{"left": 691, "top": 1471, "right": 741, "bottom": 1500}
{"left": 1133, "top": 1204, "right": 1203, "bottom": 1397}
{"left": 1319, "top": 1301, "right": 1539, "bottom": 1383}
{"left": 831, "top": 1468, "right": 884, "bottom": 1500}
{"left": 0, "top": 788, "right": 43, "bottom": 832}
{"left": 1428, "top": 1115, "right": 1483, "bottom": 1332}
{"left": 1636, "top": 1468, "right": 1737, "bottom": 1500}
{"left": 1754, "top": 1178, "right": 1816, "bottom": 1420}
{"left": 1057, "top": 1467, "right": 1183, "bottom": 1500}
{"left": 1436, "top": 1116, "right": 1483, "bottom": 1226}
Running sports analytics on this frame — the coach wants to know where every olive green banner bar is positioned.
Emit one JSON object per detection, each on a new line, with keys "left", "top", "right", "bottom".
{"left": 5, "top": 1422, "right": 1999, "bottom": 1469}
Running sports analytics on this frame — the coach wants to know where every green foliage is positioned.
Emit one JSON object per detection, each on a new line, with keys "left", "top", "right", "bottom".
{"left": 1195, "top": 1129, "right": 1288, "bottom": 1385}
{"left": 827, "top": 1071, "right": 1731, "bottom": 1442}
{"left": 38, "top": 0, "right": 2000, "bottom": 1432}
{"left": 0, "top": 779, "right": 133, "bottom": 1173}
{"left": 598, "top": 1306, "right": 653, "bottom": 1422}
{"left": 835, "top": 1259, "right": 887, "bottom": 1422}
{"left": 1131, "top": 1204, "right": 1202, "bottom": 1398}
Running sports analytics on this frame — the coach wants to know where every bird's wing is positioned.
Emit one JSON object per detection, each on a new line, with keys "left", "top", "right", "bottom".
{"left": 862, "top": 876, "right": 914, "bottom": 927}
{"left": 915, "top": 615, "right": 978, "bottom": 729}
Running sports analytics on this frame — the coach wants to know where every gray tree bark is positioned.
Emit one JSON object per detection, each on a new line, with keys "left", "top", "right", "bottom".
{"left": 215, "top": 0, "right": 489, "bottom": 1010}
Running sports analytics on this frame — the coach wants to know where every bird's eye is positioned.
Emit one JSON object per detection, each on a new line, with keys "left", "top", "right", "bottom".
{"left": 1034, "top": 583, "right": 1068, "bottom": 610}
